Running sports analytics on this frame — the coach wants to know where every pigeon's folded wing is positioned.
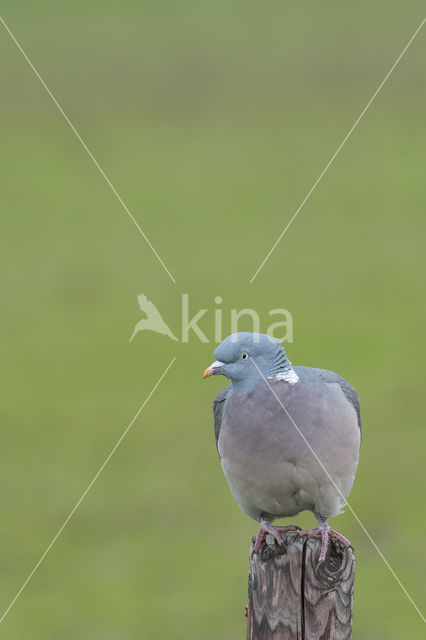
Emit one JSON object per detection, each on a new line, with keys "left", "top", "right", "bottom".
{"left": 212, "top": 385, "right": 232, "bottom": 455}
{"left": 294, "top": 366, "right": 361, "bottom": 433}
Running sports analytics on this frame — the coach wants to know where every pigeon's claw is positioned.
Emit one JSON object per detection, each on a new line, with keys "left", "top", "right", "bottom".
{"left": 298, "top": 519, "right": 352, "bottom": 562}
{"left": 252, "top": 515, "right": 300, "bottom": 555}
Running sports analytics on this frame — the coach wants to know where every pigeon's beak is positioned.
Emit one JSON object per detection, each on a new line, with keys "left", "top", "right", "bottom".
{"left": 203, "top": 360, "right": 225, "bottom": 379}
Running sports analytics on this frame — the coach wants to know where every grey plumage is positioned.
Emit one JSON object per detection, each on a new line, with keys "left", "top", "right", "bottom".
{"left": 213, "top": 366, "right": 360, "bottom": 454}
{"left": 206, "top": 333, "right": 361, "bottom": 530}
{"left": 213, "top": 386, "right": 230, "bottom": 455}
{"left": 293, "top": 366, "right": 361, "bottom": 433}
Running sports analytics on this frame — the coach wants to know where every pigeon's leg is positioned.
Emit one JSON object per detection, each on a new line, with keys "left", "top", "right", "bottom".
{"left": 252, "top": 514, "right": 301, "bottom": 554}
{"left": 298, "top": 514, "right": 352, "bottom": 562}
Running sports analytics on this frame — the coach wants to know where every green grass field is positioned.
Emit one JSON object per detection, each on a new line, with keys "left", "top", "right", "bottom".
{"left": 1, "top": 2, "right": 425, "bottom": 638}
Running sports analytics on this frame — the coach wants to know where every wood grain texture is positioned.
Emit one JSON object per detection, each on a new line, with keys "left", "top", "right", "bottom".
{"left": 246, "top": 532, "right": 355, "bottom": 640}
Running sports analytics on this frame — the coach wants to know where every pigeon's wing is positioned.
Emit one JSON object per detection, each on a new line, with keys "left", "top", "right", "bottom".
{"left": 212, "top": 385, "right": 232, "bottom": 455}
{"left": 294, "top": 366, "right": 361, "bottom": 432}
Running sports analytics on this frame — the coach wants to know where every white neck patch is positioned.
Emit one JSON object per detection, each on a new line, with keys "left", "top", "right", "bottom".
{"left": 269, "top": 368, "right": 299, "bottom": 385}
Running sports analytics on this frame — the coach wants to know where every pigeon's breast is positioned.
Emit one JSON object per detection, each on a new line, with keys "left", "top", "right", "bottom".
{"left": 217, "top": 379, "right": 360, "bottom": 520}
{"left": 217, "top": 387, "right": 312, "bottom": 520}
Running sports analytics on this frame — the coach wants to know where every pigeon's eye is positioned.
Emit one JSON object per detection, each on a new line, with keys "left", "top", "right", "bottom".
{"left": 241, "top": 352, "right": 249, "bottom": 360}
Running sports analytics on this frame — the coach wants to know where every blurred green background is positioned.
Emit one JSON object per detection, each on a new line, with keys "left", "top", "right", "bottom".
{"left": 1, "top": 1, "right": 425, "bottom": 638}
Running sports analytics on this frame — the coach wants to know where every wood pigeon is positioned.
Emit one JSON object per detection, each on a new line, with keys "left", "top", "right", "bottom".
{"left": 203, "top": 332, "right": 361, "bottom": 561}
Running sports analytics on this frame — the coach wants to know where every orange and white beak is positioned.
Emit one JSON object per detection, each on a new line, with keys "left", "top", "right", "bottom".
{"left": 203, "top": 360, "right": 225, "bottom": 379}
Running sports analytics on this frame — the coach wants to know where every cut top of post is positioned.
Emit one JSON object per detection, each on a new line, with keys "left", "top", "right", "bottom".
{"left": 246, "top": 531, "right": 355, "bottom": 640}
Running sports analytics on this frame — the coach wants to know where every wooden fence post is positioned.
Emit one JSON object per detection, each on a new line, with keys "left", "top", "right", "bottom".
{"left": 246, "top": 531, "right": 355, "bottom": 640}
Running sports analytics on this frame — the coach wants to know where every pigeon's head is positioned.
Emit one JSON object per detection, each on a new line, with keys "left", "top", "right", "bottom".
{"left": 203, "top": 332, "right": 293, "bottom": 394}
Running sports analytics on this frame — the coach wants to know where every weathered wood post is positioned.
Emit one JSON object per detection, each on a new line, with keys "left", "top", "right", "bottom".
{"left": 246, "top": 531, "right": 355, "bottom": 640}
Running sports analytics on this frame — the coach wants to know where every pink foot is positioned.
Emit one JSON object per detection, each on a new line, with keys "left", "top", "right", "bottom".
{"left": 253, "top": 515, "right": 300, "bottom": 554}
{"left": 299, "top": 516, "right": 352, "bottom": 562}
